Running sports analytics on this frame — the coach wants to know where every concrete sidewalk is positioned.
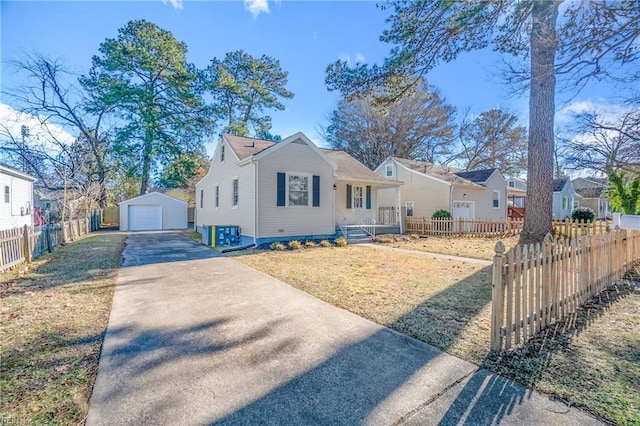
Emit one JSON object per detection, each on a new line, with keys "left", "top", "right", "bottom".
{"left": 87, "top": 232, "right": 601, "bottom": 425}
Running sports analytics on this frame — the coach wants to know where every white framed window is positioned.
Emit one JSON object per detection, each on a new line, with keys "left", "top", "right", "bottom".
{"left": 406, "top": 201, "right": 414, "bottom": 217}
{"left": 4, "top": 186, "right": 9, "bottom": 203}
{"left": 232, "top": 178, "right": 239, "bottom": 207}
{"left": 353, "top": 186, "right": 363, "bottom": 209}
{"left": 562, "top": 196, "right": 568, "bottom": 210}
{"left": 215, "top": 185, "right": 219, "bottom": 208}
{"left": 508, "top": 181, "right": 515, "bottom": 187}
{"left": 492, "top": 190, "right": 500, "bottom": 209}
{"left": 385, "top": 164, "right": 393, "bottom": 177}
{"left": 288, "top": 174, "right": 310, "bottom": 206}
{"left": 220, "top": 145, "right": 225, "bottom": 163}
{"left": 573, "top": 200, "right": 580, "bottom": 209}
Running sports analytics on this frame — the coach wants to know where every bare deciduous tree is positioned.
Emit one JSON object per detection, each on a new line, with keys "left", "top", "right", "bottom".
{"left": 323, "top": 82, "right": 456, "bottom": 170}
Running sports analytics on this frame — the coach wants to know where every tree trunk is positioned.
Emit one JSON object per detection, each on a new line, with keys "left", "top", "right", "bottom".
{"left": 520, "top": 0, "right": 560, "bottom": 244}
{"left": 140, "top": 129, "right": 153, "bottom": 195}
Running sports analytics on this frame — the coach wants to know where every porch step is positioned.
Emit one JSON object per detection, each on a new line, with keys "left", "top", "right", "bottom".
{"left": 344, "top": 227, "right": 371, "bottom": 244}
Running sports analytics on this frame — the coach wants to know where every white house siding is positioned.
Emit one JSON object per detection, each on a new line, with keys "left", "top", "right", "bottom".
{"left": 257, "top": 140, "right": 334, "bottom": 239}
{"left": 376, "top": 159, "right": 450, "bottom": 218}
{"left": 119, "top": 192, "right": 187, "bottom": 231}
{"left": 196, "top": 141, "right": 256, "bottom": 241}
{"left": 0, "top": 168, "right": 34, "bottom": 230}
{"left": 552, "top": 182, "right": 576, "bottom": 220}
{"left": 452, "top": 172, "right": 508, "bottom": 220}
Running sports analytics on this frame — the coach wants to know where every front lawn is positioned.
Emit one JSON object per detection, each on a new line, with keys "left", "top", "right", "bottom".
{"left": 0, "top": 232, "right": 126, "bottom": 425}
{"left": 373, "top": 234, "right": 520, "bottom": 260}
{"left": 237, "top": 244, "right": 640, "bottom": 425}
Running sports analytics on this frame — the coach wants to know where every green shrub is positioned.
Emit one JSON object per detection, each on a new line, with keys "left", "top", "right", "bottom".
{"left": 570, "top": 207, "right": 595, "bottom": 223}
{"left": 270, "top": 242, "right": 286, "bottom": 251}
{"left": 432, "top": 209, "right": 452, "bottom": 219}
{"left": 319, "top": 239, "right": 332, "bottom": 247}
{"left": 304, "top": 240, "right": 316, "bottom": 248}
{"left": 288, "top": 240, "right": 303, "bottom": 250}
{"left": 335, "top": 236, "right": 347, "bottom": 247}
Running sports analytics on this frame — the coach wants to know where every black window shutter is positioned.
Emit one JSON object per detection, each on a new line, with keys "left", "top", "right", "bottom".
{"left": 312, "top": 175, "right": 320, "bottom": 207}
{"left": 277, "top": 172, "right": 286, "bottom": 206}
{"left": 346, "top": 184, "right": 352, "bottom": 209}
{"left": 366, "top": 186, "right": 371, "bottom": 209}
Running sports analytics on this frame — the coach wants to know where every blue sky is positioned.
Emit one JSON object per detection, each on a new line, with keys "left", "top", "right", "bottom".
{"left": 0, "top": 0, "right": 626, "bottom": 155}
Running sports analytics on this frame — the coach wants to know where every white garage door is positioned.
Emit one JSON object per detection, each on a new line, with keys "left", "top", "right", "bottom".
{"left": 128, "top": 205, "right": 162, "bottom": 231}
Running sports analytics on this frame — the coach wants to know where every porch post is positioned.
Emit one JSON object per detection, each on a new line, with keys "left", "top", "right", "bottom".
{"left": 396, "top": 186, "right": 403, "bottom": 234}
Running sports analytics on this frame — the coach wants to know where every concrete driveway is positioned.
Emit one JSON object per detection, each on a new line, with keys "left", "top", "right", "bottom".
{"left": 87, "top": 231, "right": 601, "bottom": 425}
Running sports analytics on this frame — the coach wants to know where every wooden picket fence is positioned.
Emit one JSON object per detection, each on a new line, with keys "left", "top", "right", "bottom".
{"left": 551, "top": 219, "right": 611, "bottom": 238}
{"left": 0, "top": 217, "right": 94, "bottom": 272}
{"left": 491, "top": 228, "right": 640, "bottom": 351}
{"left": 405, "top": 217, "right": 524, "bottom": 237}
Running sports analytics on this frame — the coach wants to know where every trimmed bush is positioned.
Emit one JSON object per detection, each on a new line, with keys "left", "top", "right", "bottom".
{"left": 432, "top": 209, "right": 452, "bottom": 219}
{"left": 335, "top": 236, "right": 348, "bottom": 247}
{"left": 319, "top": 239, "right": 332, "bottom": 247}
{"left": 288, "top": 240, "right": 303, "bottom": 250}
{"left": 304, "top": 240, "right": 316, "bottom": 248}
{"left": 570, "top": 207, "right": 595, "bottom": 223}
{"left": 270, "top": 242, "right": 286, "bottom": 251}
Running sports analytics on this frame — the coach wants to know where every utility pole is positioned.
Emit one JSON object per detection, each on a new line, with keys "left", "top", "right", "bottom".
{"left": 20, "top": 125, "right": 29, "bottom": 173}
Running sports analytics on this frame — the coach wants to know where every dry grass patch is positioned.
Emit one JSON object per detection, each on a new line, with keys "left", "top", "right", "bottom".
{"left": 0, "top": 232, "right": 125, "bottom": 425}
{"left": 237, "top": 245, "right": 493, "bottom": 362}
{"left": 374, "top": 235, "right": 519, "bottom": 260}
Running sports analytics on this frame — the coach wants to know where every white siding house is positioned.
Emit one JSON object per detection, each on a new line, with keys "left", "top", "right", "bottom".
{"left": 0, "top": 164, "right": 36, "bottom": 230}
{"left": 552, "top": 178, "right": 576, "bottom": 220}
{"left": 119, "top": 192, "right": 188, "bottom": 231}
{"left": 196, "top": 133, "right": 401, "bottom": 245}
{"left": 375, "top": 158, "right": 508, "bottom": 221}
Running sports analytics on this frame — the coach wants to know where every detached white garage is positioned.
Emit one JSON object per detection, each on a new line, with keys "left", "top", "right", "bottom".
{"left": 119, "top": 192, "right": 188, "bottom": 231}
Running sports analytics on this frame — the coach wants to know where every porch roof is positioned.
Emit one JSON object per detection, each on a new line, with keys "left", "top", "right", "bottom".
{"left": 322, "top": 150, "right": 402, "bottom": 187}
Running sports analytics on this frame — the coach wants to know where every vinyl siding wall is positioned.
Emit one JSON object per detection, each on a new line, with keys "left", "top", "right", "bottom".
{"left": 119, "top": 192, "right": 187, "bottom": 231}
{"left": 0, "top": 172, "right": 33, "bottom": 230}
{"left": 552, "top": 183, "right": 575, "bottom": 220}
{"left": 257, "top": 140, "right": 334, "bottom": 238}
{"left": 452, "top": 172, "right": 508, "bottom": 220}
{"left": 196, "top": 140, "right": 256, "bottom": 238}
{"left": 376, "top": 159, "right": 450, "bottom": 218}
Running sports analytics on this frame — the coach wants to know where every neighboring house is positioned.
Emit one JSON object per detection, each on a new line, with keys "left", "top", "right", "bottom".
{"left": 506, "top": 177, "right": 527, "bottom": 208}
{"left": 572, "top": 177, "right": 610, "bottom": 219}
{"left": 33, "top": 186, "right": 87, "bottom": 222}
{"left": 119, "top": 192, "right": 188, "bottom": 231}
{"left": 374, "top": 158, "right": 508, "bottom": 221}
{"left": 195, "top": 132, "right": 401, "bottom": 246}
{"left": 552, "top": 178, "right": 577, "bottom": 220}
{"left": 0, "top": 164, "right": 36, "bottom": 230}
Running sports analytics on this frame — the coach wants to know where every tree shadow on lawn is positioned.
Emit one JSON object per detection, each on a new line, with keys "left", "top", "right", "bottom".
{"left": 436, "top": 276, "right": 639, "bottom": 425}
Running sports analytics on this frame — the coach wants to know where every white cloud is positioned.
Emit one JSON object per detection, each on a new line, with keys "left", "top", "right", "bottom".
{"left": 244, "top": 0, "right": 269, "bottom": 17}
{"left": 557, "top": 99, "right": 627, "bottom": 125}
{"left": 354, "top": 53, "right": 366, "bottom": 64}
{"left": 0, "top": 103, "right": 76, "bottom": 151}
{"left": 161, "top": 0, "right": 183, "bottom": 10}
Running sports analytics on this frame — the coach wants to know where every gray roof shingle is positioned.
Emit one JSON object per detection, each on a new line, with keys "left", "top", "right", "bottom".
{"left": 393, "top": 158, "right": 482, "bottom": 187}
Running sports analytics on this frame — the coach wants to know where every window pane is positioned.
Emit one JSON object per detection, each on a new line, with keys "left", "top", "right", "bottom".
{"left": 353, "top": 186, "right": 363, "bottom": 208}
{"left": 289, "top": 175, "right": 309, "bottom": 206}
